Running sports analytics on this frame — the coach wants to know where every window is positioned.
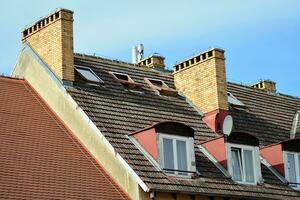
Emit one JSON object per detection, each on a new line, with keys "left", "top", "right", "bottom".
{"left": 227, "top": 144, "right": 261, "bottom": 184}
{"left": 75, "top": 66, "right": 103, "bottom": 83}
{"left": 284, "top": 151, "right": 300, "bottom": 188}
{"left": 145, "top": 78, "right": 177, "bottom": 96}
{"left": 109, "top": 72, "right": 142, "bottom": 89}
{"left": 159, "top": 134, "right": 195, "bottom": 176}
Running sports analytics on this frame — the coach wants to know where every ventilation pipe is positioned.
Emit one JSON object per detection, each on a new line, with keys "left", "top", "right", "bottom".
{"left": 132, "top": 46, "right": 138, "bottom": 64}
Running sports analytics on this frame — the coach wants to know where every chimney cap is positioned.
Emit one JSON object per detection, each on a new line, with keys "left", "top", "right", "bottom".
{"left": 251, "top": 79, "right": 277, "bottom": 92}
{"left": 22, "top": 8, "right": 73, "bottom": 31}
{"left": 174, "top": 47, "right": 224, "bottom": 65}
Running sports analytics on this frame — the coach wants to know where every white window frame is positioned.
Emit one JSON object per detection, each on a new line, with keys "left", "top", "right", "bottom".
{"left": 226, "top": 143, "right": 261, "bottom": 185}
{"left": 158, "top": 133, "right": 195, "bottom": 177}
{"left": 283, "top": 151, "right": 300, "bottom": 189}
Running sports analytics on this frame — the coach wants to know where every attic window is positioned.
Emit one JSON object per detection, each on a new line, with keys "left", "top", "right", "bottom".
{"left": 227, "top": 143, "right": 261, "bottom": 185}
{"left": 159, "top": 134, "right": 195, "bottom": 176}
{"left": 145, "top": 78, "right": 177, "bottom": 96}
{"left": 109, "top": 72, "right": 142, "bottom": 89}
{"left": 130, "top": 122, "right": 196, "bottom": 177}
{"left": 75, "top": 66, "right": 103, "bottom": 83}
{"left": 227, "top": 92, "right": 245, "bottom": 107}
{"left": 284, "top": 151, "right": 300, "bottom": 188}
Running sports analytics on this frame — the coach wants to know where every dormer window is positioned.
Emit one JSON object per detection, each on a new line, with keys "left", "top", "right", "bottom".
{"left": 284, "top": 151, "right": 300, "bottom": 188}
{"left": 202, "top": 132, "right": 262, "bottom": 185}
{"left": 130, "top": 122, "right": 196, "bottom": 177}
{"left": 144, "top": 78, "right": 177, "bottom": 96}
{"left": 160, "top": 134, "right": 193, "bottom": 176}
{"left": 228, "top": 144, "right": 258, "bottom": 184}
{"left": 109, "top": 72, "right": 142, "bottom": 89}
{"left": 75, "top": 66, "right": 103, "bottom": 83}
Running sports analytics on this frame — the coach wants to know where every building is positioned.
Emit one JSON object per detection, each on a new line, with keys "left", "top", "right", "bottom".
{"left": 0, "top": 76, "right": 130, "bottom": 199}
{"left": 12, "top": 8, "right": 300, "bottom": 199}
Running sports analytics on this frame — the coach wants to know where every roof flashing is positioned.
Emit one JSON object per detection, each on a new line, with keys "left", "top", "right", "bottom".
{"left": 227, "top": 92, "right": 245, "bottom": 107}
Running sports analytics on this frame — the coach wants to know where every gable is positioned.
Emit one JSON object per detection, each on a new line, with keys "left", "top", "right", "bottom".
{"left": 0, "top": 77, "right": 130, "bottom": 199}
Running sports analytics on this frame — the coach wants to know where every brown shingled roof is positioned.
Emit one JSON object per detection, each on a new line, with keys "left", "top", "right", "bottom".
{"left": 67, "top": 53, "right": 300, "bottom": 199}
{"left": 0, "top": 76, "right": 131, "bottom": 200}
{"left": 228, "top": 82, "right": 300, "bottom": 145}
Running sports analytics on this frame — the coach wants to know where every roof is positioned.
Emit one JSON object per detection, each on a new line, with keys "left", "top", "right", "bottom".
{"left": 228, "top": 82, "right": 300, "bottom": 145}
{"left": 68, "top": 53, "right": 300, "bottom": 199}
{"left": 0, "top": 76, "right": 130, "bottom": 200}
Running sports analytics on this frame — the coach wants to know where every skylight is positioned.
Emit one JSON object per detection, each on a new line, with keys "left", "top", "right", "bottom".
{"left": 145, "top": 78, "right": 177, "bottom": 96}
{"left": 109, "top": 72, "right": 142, "bottom": 89}
{"left": 75, "top": 66, "right": 103, "bottom": 83}
{"left": 111, "top": 72, "right": 130, "bottom": 82}
{"left": 227, "top": 92, "right": 245, "bottom": 107}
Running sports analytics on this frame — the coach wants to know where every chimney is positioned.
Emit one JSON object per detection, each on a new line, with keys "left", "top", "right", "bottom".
{"left": 173, "top": 48, "right": 228, "bottom": 132}
{"left": 138, "top": 53, "right": 165, "bottom": 68}
{"left": 251, "top": 80, "right": 276, "bottom": 92}
{"left": 21, "top": 9, "right": 74, "bottom": 83}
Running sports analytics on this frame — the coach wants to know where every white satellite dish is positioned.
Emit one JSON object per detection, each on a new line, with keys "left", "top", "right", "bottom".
{"left": 223, "top": 115, "right": 233, "bottom": 136}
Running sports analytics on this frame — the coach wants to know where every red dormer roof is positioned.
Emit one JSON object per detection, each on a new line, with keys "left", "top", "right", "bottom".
{"left": 0, "top": 76, "right": 130, "bottom": 200}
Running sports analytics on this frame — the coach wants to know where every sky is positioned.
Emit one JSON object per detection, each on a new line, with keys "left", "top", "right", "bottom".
{"left": 0, "top": 0, "right": 299, "bottom": 96}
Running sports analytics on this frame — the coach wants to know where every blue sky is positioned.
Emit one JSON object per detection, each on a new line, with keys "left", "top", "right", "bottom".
{"left": 1, "top": 0, "right": 299, "bottom": 96}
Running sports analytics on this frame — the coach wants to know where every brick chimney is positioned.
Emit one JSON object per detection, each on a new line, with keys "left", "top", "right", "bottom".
{"left": 173, "top": 48, "right": 228, "bottom": 132}
{"left": 21, "top": 9, "right": 74, "bottom": 83}
{"left": 251, "top": 80, "right": 276, "bottom": 92}
{"left": 138, "top": 54, "right": 165, "bottom": 69}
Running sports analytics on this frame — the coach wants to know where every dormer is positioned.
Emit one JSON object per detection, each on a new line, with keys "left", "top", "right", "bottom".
{"left": 201, "top": 132, "right": 262, "bottom": 185}
{"left": 260, "top": 138, "right": 300, "bottom": 189}
{"left": 144, "top": 78, "right": 177, "bottom": 97}
{"left": 130, "top": 122, "right": 196, "bottom": 176}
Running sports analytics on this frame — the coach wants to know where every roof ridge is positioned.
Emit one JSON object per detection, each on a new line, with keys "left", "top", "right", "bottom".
{"left": 0, "top": 75, "right": 24, "bottom": 82}
{"left": 74, "top": 52, "right": 139, "bottom": 67}
{"left": 74, "top": 52, "right": 173, "bottom": 74}
{"left": 228, "top": 81, "right": 300, "bottom": 101}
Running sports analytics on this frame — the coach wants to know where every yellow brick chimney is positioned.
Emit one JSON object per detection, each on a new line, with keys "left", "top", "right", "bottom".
{"left": 173, "top": 48, "right": 228, "bottom": 132}
{"left": 21, "top": 9, "right": 74, "bottom": 82}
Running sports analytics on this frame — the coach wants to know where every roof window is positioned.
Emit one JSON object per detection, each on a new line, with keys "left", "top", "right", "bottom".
{"left": 130, "top": 122, "right": 196, "bottom": 177}
{"left": 109, "top": 72, "right": 142, "bottom": 89}
{"left": 75, "top": 66, "right": 103, "bottom": 83}
{"left": 159, "top": 133, "right": 195, "bottom": 176}
{"left": 284, "top": 151, "right": 300, "bottom": 189}
{"left": 227, "top": 92, "right": 245, "bottom": 107}
{"left": 145, "top": 78, "right": 177, "bottom": 96}
{"left": 227, "top": 143, "right": 261, "bottom": 185}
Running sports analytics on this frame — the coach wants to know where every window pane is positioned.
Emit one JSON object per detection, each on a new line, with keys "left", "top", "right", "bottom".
{"left": 176, "top": 140, "right": 188, "bottom": 175}
{"left": 163, "top": 138, "right": 174, "bottom": 173}
{"left": 244, "top": 150, "right": 255, "bottom": 183}
{"left": 287, "top": 153, "right": 297, "bottom": 184}
{"left": 231, "top": 148, "right": 242, "bottom": 181}
{"left": 76, "top": 68, "right": 101, "bottom": 82}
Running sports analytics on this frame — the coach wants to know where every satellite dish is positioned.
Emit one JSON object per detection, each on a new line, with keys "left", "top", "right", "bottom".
{"left": 223, "top": 115, "right": 233, "bottom": 136}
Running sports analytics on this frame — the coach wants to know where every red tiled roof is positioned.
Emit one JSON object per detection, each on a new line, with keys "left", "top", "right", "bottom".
{"left": 0, "top": 76, "right": 131, "bottom": 200}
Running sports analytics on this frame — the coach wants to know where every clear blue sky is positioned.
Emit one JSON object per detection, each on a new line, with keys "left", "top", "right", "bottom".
{"left": 1, "top": 0, "right": 299, "bottom": 96}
